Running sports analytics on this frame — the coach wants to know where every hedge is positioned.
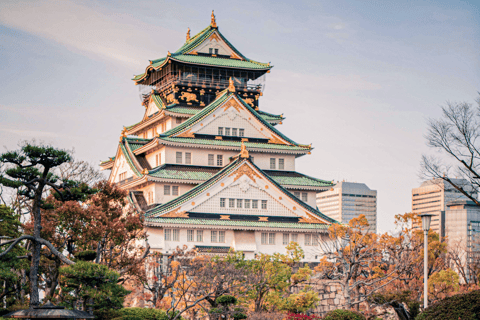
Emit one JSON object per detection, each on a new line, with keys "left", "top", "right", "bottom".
{"left": 415, "top": 290, "right": 480, "bottom": 320}
{"left": 323, "top": 309, "right": 366, "bottom": 320}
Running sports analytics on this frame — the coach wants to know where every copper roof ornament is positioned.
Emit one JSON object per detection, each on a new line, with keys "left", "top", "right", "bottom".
{"left": 3, "top": 301, "right": 94, "bottom": 319}
{"left": 228, "top": 77, "right": 235, "bottom": 92}
{"left": 186, "top": 28, "right": 191, "bottom": 41}
{"left": 211, "top": 10, "right": 217, "bottom": 28}
{"left": 240, "top": 141, "right": 249, "bottom": 158}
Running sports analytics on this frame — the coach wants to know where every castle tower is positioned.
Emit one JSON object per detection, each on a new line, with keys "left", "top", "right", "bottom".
{"left": 100, "top": 13, "right": 338, "bottom": 260}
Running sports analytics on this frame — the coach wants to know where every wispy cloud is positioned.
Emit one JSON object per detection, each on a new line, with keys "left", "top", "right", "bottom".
{"left": 0, "top": 0, "right": 182, "bottom": 67}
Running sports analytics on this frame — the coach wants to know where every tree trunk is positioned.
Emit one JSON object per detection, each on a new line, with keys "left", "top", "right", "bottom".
{"left": 29, "top": 183, "right": 45, "bottom": 307}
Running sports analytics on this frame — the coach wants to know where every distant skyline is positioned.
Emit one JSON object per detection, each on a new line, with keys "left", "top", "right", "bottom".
{"left": 1, "top": 0, "right": 479, "bottom": 233}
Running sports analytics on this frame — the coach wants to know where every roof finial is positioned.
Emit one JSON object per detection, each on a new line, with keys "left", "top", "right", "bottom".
{"left": 186, "top": 28, "right": 191, "bottom": 41}
{"left": 211, "top": 10, "right": 217, "bottom": 28}
{"left": 228, "top": 77, "right": 235, "bottom": 92}
{"left": 240, "top": 141, "right": 249, "bottom": 158}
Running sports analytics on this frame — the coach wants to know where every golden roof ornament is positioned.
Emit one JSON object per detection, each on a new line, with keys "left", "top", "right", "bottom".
{"left": 141, "top": 168, "right": 149, "bottom": 175}
{"left": 167, "top": 51, "right": 171, "bottom": 56}
{"left": 186, "top": 28, "right": 190, "bottom": 41}
{"left": 228, "top": 77, "right": 235, "bottom": 92}
{"left": 211, "top": 10, "right": 217, "bottom": 28}
{"left": 240, "top": 141, "right": 249, "bottom": 158}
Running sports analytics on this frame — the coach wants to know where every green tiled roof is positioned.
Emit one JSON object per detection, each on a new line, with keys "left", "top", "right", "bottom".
{"left": 257, "top": 110, "right": 283, "bottom": 121}
{"left": 165, "top": 105, "right": 202, "bottom": 115}
{"left": 146, "top": 157, "right": 338, "bottom": 224}
{"left": 265, "top": 170, "right": 333, "bottom": 187}
{"left": 120, "top": 140, "right": 142, "bottom": 176}
{"left": 145, "top": 217, "right": 330, "bottom": 230}
{"left": 133, "top": 25, "right": 270, "bottom": 81}
{"left": 152, "top": 94, "right": 165, "bottom": 109}
{"left": 148, "top": 164, "right": 218, "bottom": 181}
{"left": 160, "top": 137, "right": 310, "bottom": 151}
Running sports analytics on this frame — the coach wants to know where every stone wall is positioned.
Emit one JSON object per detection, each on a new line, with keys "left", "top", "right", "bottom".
{"left": 291, "top": 278, "right": 346, "bottom": 316}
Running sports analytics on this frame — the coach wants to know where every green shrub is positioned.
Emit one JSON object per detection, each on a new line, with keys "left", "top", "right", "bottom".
{"left": 415, "top": 290, "right": 480, "bottom": 320}
{"left": 323, "top": 309, "right": 365, "bottom": 320}
{"left": 216, "top": 295, "right": 237, "bottom": 306}
{"left": 74, "top": 250, "right": 97, "bottom": 261}
{"left": 117, "top": 308, "right": 169, "bottom": 320}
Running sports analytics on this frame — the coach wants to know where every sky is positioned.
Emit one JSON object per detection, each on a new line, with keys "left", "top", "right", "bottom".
{"left": 0, "top": 0, "right": 479, "bottom": 233}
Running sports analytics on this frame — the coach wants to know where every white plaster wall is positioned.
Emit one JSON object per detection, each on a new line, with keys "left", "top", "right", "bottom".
{"left": 195, "top": 33, "right": 234, "bottom": 56}
{"left": 111, "top": 154, "right": 136, "bottom": 183}
{"left": 145, "top": 147, "right": 166, "bottom": 169}
{"left": 251, "top": 153, "right": 295, "bottom": 171}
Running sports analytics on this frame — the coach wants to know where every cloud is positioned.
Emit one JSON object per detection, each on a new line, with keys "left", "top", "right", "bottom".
{"left": 0, "top": 0, "right": 182, "bottom": 68}
{"left": 0, "top": 128, "right": 60, "bottom": 138}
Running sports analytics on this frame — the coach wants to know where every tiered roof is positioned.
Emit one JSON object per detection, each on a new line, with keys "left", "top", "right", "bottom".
{"left": 133, "top": 23, "right": 271, "bottom": 83}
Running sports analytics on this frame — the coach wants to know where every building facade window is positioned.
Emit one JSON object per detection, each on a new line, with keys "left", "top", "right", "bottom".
{"left": 187, "top": 230, "right": 194, "bottom": 242}
{"left": 261, "top": 232, "right": 268, "bottom": 245}
{"left": 185, "top": 152, "right": 192, "bottom": 165}
{"left": 155, "top": 154, "right": 161, "bottom": 167}
{"left": 217, "top": 155, "right": 223, "bottom": 166}
{"left": 244, "top": 199, "right": 250, "bottom": 208}
{"left": 252, "top": 200, "right": 258, "bottom": 209}
{"left": 232, "top": 128, "right": 237, "bottom": 136}
{"left": 237, "top": 199, "right": 243, "bottom": 208}
{"left": 283, "top": 233, "right": 289, "bottom": 245}
{"left": 172, "top": 186, "right": 179, "bottom": 196}
{"left": 229, "top": 198, "right": 235, "bottom": 208}
{"left": 261, "top": 200, "right": 268, "bottom": 209}
{"left": 225, "top": 128, "right": 230, "bottom": 136}
{"left": 176, "top": 117, "right": 182, "bottom": 124}
{"left": 294, "top": 191, "right": 300, "bottom": 198}
{"left": 164, "top": 185, "right": 171, "bottom": 195}
{"left": 270, "top": 158, "right": 276, "bottom": 169}
{"left": 279, "top": 158, "right": 285, "bottom": 170}
{"left": 208, "top": 154, "right": 214, "bottom": 166}
{"left": 239, "top": 129, "right": 245, "bottom": 137}
{"left": 176, "top": 152, "right": 182, "bottom": 164}
{"left": 219, "top": 231, "right": 225, "bottom": 243}
{"left": 305, "top": 234, "right": 311, "bottom": 246}
{"left": 220, "top": 198, "right": 226, "bottom": 207}
{"left": 302, "top": 193, "right": 308, "bottom": 202}
{"left": 211, "top": 231, "right": 218, "bottom": 243}
{"left": 291, "top": 234, "right": 298, "bottom": 243}
{"left": 165, "top": 229, "right": 171, "bottom": 241}
{"left": 269, "top": 233, "right": 275, "bottom": 245}
{"left": 218, "top": 127, "right": 223, "bottom": 135}
{"left": 196, "top": 230, "right": 203, "bottom": 242}
{"left": 172, "top": 229, "right": 179, "bottom": 241}
{"left": 119, "top": 172, "right": 127, "bottom": 181}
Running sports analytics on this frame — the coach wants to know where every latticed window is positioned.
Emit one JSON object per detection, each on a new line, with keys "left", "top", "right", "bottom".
{"left": 119, "top": 172, "right": 126, "bottom": 181}
{"left": 208, "top": 154, "right": 214, "bottom": 166}
{"left": 164, "top": 185, "right": 171, "bottom": 195}
{"left": 172, "top": 229, "right": 179, "bottom": 241}
{"left": 211, "top": 231, "right": 218, "bottom": 243}
{"left": 305, "top": 234, "right": 311, "bottom": 246}
{"left": 176, "top": 117, "right": 182, "bottom": 124}
{"left": 279, "top": 158, "right": 285, "bottom": 170}
{"left": 218, "top": 127, "right": 223, "bottom": 135}
{"left": 283, "top": 233, "right": 289, "bottom": 245}
{"left": 302, "top": 193, "right": 308, "bottom": 202}
{"left": 237, "top": 199, "right": 242, "bottom": 208}
{"left": 239, "top": 129, "right": 245, "bottom": 137}
{"left": 294, "top": 192, "right": 301, "bottom": 198}
{"left": 232, "top": 128, "right": 237, "bottom": 136}
{"left": 176, "top": 152, "right": 182, "bottom": 164}
{"left": 197, "top": 230, "right": 203, "bottom": 242}
{"left": 164, "top": 229, "right": 171, "bottom": 241}
{"left": 172, "top": 186, "right": 179, "bottom": 196}
{"left": 244, "top": 199, "right": 250, "bottom": 208}
{"left": 225, "top": 128, "right": 230, "bottom": 136}
{"left": 261, "top": 200, "right": 267, "bottom": 210}
{"left": 269, "top": 233, "right": 275, "bottom": 245}
{"left": 229, "top": 198, "right": 235, "bottom": 208}
{"left": 185, "top": 153, "right": 192, "bottom": 165}
{"left": 155, "top": 154, "right": 161, "bottom": 167}
{"left": 270, "top": 158, "right": 276, "bottom": 169}
{"left": 187, "top": 230, "right": 194, "bottom": 242}
{"left": 313, "top": 234, "right": 319, "bottom": 246}
{"left": 217, "top": 155, "right": 223, "bottom": 166}
{"left": 291, "top": 234, "right": 298, "bottom": 243}
{"left": 252, "top": 200, "right": 258, "bottom": 209}
{"left": 219, "top": 231, "right": 225, "bottom": 243}
{"left": 261, "top": 232, "right": 268, "bottom": 245}
{"left": 220, "top": 198, "right": 226, "bottom": 207}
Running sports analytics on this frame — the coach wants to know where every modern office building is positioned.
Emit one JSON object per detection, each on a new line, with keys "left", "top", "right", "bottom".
{"left": 445, "top": 200, "right": 480, "bottom": 283}
{"left": 412, "top": 178, "right": 475, "bottom": 237}
{"left": 316, "top": 182, "right": 377, "bottom": 233}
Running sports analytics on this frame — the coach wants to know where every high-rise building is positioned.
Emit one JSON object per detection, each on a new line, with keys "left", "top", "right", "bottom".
{"left": 445, "top": 200, "right": 480, "bottom": 283}
{"left": 100, "top": 12, "right": 338, "bottom": 261}
{"left": 316, "top": 182, "right": 377, "bottom": 233}
{"left": 412, "top": 178, "right": 475, "bottom": 237}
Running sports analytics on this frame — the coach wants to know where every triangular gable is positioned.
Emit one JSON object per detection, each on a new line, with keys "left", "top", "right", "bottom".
{"left": 143, "top": 94, "right": 165, "bottom": 120}
{"left": 108, "top": 137, "right": 151, "bottom": 184}
{"left": 147, "top": 157, "right": 336, "bottom": 225}
{"left": 160, "top": 91, "right": 304, "bottom": 147}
